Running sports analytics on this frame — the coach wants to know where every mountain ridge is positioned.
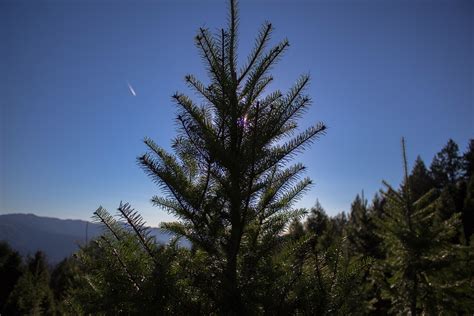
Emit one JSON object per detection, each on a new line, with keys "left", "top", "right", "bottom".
{"left": 0, "top": 213, "right": 175, "bottom": 263}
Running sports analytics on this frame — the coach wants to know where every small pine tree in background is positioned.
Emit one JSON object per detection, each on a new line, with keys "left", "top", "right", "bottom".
{"left": 347, "top": 192, "right": 382, "bottom": 259}
{"left": 3, "top": 251, "right": 56, "bottom": 316}
{"left": 305, "top": 200, "right": 329, "bottom": 236}
{"left": 461, "top": 140, "right": 474, "bottom": 241}
{"left": 463, "top": 176, "right": 474, "bottom": 243}
{"left": 0, "top": 242, "right": 24, "bottom": 314}
{"left": 408, "top": 156, "right": 434, "bottom": 201}
{"left": 462, "top": 139, "right": 474, "bottom": 180}
{"left": 430, "top": 139, "right": 463, "bottom": 188}
{"left": 375, "top": 138, "right": 474, "bottom": 315}
{"left": 70, "top": 204, "right": 196, "bottom": 314}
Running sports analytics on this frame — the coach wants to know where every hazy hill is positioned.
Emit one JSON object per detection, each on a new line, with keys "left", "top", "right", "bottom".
{"left": 0, "top": 213, "right": 175, "bottom": 263}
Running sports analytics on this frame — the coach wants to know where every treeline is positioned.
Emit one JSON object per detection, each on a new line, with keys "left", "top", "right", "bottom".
{"left": 0, "top": 244, "right": 79, "bottom": 315}
{"left": 1, "top": 138, "right": 472, "bottom": 315}
{"left": 289, "top": 138, "right": 474, "bottom": 314}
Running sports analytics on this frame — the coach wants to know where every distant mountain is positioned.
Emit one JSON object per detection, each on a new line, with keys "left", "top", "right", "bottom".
{"left": 0, "top": 213, "right": 176, "bottom": 263}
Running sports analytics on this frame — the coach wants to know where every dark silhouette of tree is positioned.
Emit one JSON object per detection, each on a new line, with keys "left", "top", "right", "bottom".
{"left": 375, "top": 138, "right": 473, "bottom": 315}
{"left": 49, "top": 256, "right": 86, "bottom": 314}
{"left": 285, "top": 237, "right": 370, "bottom": 315}
{"left": 430, "top": 139, "right": 462, "bottom": 188}
{"left": 463, "top": 176, "right": 474, "bottom": 243}
{"left": 134, "top": 0, "right": 325, "bottom": 313}
{"left": 4, "top": 251, "right": 56, "bottom": 315}
{"left": 288, "top": 218, "right": 305, "bottom": 240}
{"left": 0, "top": 242, "right": 23, "bottom": 313}
{"left": 408, "top": 156, "right": 434, "bottom": 201}
{"left": 462, "top": 139, "right": 474, "bottom": 179}
{"left": 347, "top": 192, "right": 383, "bottom": 260}
{"left": 304, "top": 199, "right": 329, "bottom": 236}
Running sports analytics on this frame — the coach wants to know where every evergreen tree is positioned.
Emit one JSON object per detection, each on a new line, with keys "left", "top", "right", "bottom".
{"left": 284, "top": 237, "right": 370, "bottom": 315}
{"left": 463, "top": 176, "right": 474, "bottom": 242}
{"left": 72, "top": 205, "right": 194, "bottom": 314}
{"left": 347, "top": 193, "right": 368, "bottom": 252}
{"left": 135, "top": 0, "right": 326, "bottom": 313}
{"left": 316, "top": 212, "right": 348, "bottom": 251}
{"left": 77, "top": 1, "right": 376, "bottom": 314}
{"left": 430, "top": 139, "right": 462, "bottom": 188}
{"left": 4, "top": 251, "right": 56, "bottom": 316}
{"left": 462, "top": 139, "right": 474, "bottom": 179}
{"left": 49, "top": 256, "right": 85, "bottom": 314}
{"left": 375, "top": 138, "right": 474, "bottom": 314}
{"left": 370, "top": 192, "right": 386, "bottom": 218}
{"left": 0, "top": 242, "right": 23, "bottom": 313}
{"left": 288, "top": 218, "right": 305, "bottom": 240}
{"left": 304, "top": 199, "right": 329, "bottom": 236}
{"left": 408, "top": 156, "right": 434, "bottom": 201}
{"left": 345, "top": 193, "right": 386, "bottom": 313}
{"left": 347, "top": 192, "right": 383, "bottom": 259}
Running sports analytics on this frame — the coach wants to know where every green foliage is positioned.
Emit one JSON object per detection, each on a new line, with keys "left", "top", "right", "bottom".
{"left": 2, "top": 0, "right": 465, "bottom": 313}
{"left": 0, "top": 242, "right": 23, "bottom": 313}
{"left": 375, "top": 138, "right": 474, "bottom": 315}
{"left": 347, "top": 192, "right": 382, "bottom": 259}
{"left": 66, "top": 205, "right": 198, "bottom": 315}
{"left": 284, "top": 236, "right": 372, "bottom": 315}
{"left": 463, "top": 176, "right": 474, "bottom": 242}
{"left": 408, "top": 156, "right": 434, "bottom": 201}
{"left": 430, "top": 139, "right": 463, "bottom": 188}
{"left": 4, "top": 139, "right": 474, "bottom": 314}
{"left": 462, "top": 139, "right": 474, "bottom": 179}
{"left": 3, "top": 251, "right": 56, "bottom": 316}
{"left": 135, "top": 0, "right": 325, "bottom": 313}
{"left": 288, "top": 218, "right": 305, "bottom": 240}
{"left": 305, "top": 200, "right": 329, "bottom": 236}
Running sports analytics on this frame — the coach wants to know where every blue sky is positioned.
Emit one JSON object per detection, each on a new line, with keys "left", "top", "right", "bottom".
{"left": 1, "top": 0, "right": 472, "bottom": 226}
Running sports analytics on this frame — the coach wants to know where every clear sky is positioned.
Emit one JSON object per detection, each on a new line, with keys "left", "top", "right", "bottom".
{"left": 1, "top": 0, "right": 472, "bottom": 227}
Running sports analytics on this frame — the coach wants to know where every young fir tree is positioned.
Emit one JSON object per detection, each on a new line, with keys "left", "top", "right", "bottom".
{"left": 74, "top": 205, "right": 193, "bottom": 314}
{"left": 463, "top": 175, "right": 474, "bottom": 243}
{"left": 90, "top": 1, "right": 326, "bottom": 314}
{"left": 347, "top": 192, "right": 383, "bottom": 260}
{"left": 375, "top": 138, "right": 474, "bottom": 315}
{"left": 0, "top": 242, "right": 23, "bottom": 313}
{"left": 304, "top": 199, "right": 329, "bottom": 236}
{"left": 408, "top": 156, "right": 434, "bottom": 202}
{"left": 461, "top": 140, "right": 474, "bottom": 241}
{"left": 430, "top": 139, "right": 463, "bottom": 188}
{"left": 4, "top": 251, "right": 56, "bottom": 316}
{"left": 462, "top": 139, "right": 474, "bottom": 180}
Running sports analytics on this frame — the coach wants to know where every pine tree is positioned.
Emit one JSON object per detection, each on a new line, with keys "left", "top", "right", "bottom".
{"left": 49, "top": 256, "right": 88, "bottom": 314}
{"left": 72, "top": 204, "right": 195, "bottom": 314}
{"left": 463, "top": 176, "right": 474, "bottom": 242}
{"left": 4, "top": 251, "right": 56, "bottom": 316}
{"left": 135, "top": 0, "right": 326, "bottom": 313}
{"left": 304, "top": 199, "right": 329, "bottom": 236}
{"left": 0, "top": 242, "right": 23, "bottom": 313}
{"left": 347, "top": 192, "right": 383, "bottom": 259}
{"left": 347, "top": 193, "right": 368, "bottom": 252}
{"left": 288, "top": 218, "right": 305, "bottom": 240}
{"left": 462, "top": 139, "right": 474, "bottom": 179}
{"left": 430, "top": 139, "right": 462, "bottom": 188}
{"left": 375, "top": 138, "right": 474, "bottom": 314}
{"left": 408, "top": 156, "right": 434, "bottom": 201}
{"left": 284, "top": 237, "right": 371, "bottom": 315}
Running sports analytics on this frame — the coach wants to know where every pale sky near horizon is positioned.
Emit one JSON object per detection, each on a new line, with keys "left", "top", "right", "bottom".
{"left": 1, "top": 0, "right": 473, "bottom": 227}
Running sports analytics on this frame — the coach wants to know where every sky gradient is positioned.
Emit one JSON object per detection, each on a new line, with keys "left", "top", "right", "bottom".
{"left": 1, "top": 0, "right": 473, "bottom": 227}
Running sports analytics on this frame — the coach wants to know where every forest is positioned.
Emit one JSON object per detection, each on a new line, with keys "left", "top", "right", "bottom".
{"left": 1, "top": 0, "right": 473, "bottom": 314}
